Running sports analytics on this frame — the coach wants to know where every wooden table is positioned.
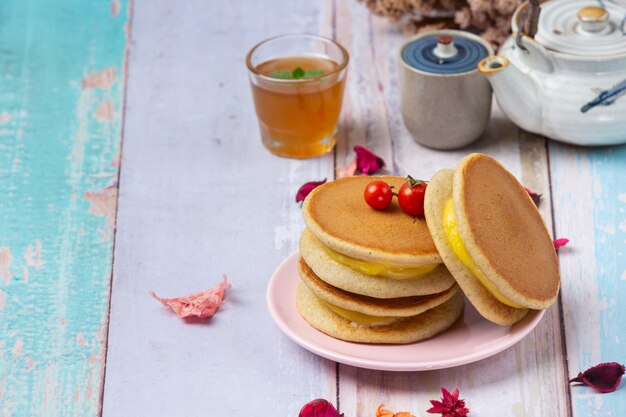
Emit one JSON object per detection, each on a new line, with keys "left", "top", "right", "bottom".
{"left": 1, "top": 1, "right": 624, "bottom": 416}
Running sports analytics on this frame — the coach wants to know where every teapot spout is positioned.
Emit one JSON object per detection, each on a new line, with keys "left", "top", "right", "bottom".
{"left": 478, "top": 56, "right": 542, "bottom": 134}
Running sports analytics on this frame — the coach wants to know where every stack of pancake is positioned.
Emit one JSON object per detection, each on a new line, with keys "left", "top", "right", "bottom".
{"left": 294, "top": 154, "right": 561, "bottom": 345}
{"left": 296, "top": 176, "right": 464, "bottom": 344}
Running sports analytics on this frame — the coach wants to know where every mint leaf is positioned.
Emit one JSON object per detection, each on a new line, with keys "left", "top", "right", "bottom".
{"left": 267, "top": 70, "right": 294, "bottom": 79}
{"left": 304, "top": 69, "right": 325, "bottom": 78}
{"left": 292, "top": 67, "right": 305, "bottom": 79}
{"left": 267, "top": 67, "right": 327, "bottom": 80}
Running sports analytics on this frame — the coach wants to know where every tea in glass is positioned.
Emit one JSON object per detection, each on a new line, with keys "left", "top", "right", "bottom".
{"left": 247, "top": 35, "right": 349, "bottom": 158}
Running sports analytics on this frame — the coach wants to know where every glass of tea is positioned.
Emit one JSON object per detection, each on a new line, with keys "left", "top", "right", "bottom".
{"left": 246, "top": 34, "right": 349, "bottom": 159}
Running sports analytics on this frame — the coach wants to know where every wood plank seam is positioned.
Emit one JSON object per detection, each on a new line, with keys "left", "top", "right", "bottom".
{"left": 545, "top": 139, "right": 574, "bottom": 417}
{"left": 97, "top": 0, "right": 135, "bottom": 415}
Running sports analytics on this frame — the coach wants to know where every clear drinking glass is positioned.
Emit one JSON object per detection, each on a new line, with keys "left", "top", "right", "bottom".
{"left": 246, "top": 34, "right": 349, "bottom": 159}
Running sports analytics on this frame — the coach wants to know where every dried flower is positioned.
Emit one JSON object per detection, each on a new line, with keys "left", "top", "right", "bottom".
{"left": 336, "top": 157, "right": 358, "bottom": 178}
{"left": 334, "top": 146, "right": 385, "bottom": 179}
{"left": 298, "top": 399, "right": 343, "bottom": 417}
{"left": 354, "top": 145, "right": 385, "bottom": 175}
{"left": 569, "top": 362, "right": 625, "bottom": 393}
{"left": 553, "top": 238, "right": 569, "bottom": 250}
{"left": 296, "top": 179, "right": 327, "bottom": 203}
{"left": 150, "top": 275, "right": 231, "bottom": 319}
{"left": 427, "top": 388, "right": 470, "bottom": 417}
{"left": 376, "top": 404, "right": 415, "bottom": 417}
{"left": 525, "top": 187, "right": 542, "bottom": 208}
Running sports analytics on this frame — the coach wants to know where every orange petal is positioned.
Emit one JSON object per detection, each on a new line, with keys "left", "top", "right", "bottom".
{"left": 376, "top": 404, "right": 395, "bottom": 417}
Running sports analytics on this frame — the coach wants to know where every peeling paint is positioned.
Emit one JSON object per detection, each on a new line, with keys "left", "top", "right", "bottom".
{"left": 23, "top": 240, "right": 44, "bottom": 271}
{"left": 111, "top": 0, "right": 120, "bottom": 16}
{"left": 84, "top": 182, "right": 118, "bottom": 229}
{"left": 81, "top": 67, "right": 116, "bottom": 90}
{"left": 24, "top": 357, "right": 34, "bottom": 370}
{"left": 0, "top": 112, "right": 11, "bottom": 125}
{"left": 12, "top": 338, "right": 24, "bottom": 357}
{"left": 0, "top": 247, "right": 14, "bottom": 285}
{"left": 0, "top": 289, "right": 6, "bottom": 310}
{"left": 94, "top": 99, "right": 115, "bottom": 122}
{"left": 110, "top": 148, "right": 121, "bottom": 167}
{"left": 76, "top": 333, "right": 88, "bottom": 347}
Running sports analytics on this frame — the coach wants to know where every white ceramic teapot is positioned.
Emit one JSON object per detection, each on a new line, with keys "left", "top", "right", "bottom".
{"left": 478, "top": 0, "right": 626, "bottom": 146}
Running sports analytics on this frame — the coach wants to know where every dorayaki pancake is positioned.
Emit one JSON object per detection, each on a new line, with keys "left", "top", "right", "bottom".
{"left": 298, "top": 257, "right": 459, "bottom": 317}
{"left": 302, "top": 176, "right": 441, "bottom": 266}
{"left": 296, "top": 282, "right": 464, "bottom": 344}
{"left": 453, "top": 154, "right": 560, "bottom": 309}
{"left": 300, "top": 228, "right": 456, "bottom": 298}
{"left": 424, "top": 169, "right": 529, "bottom": 325}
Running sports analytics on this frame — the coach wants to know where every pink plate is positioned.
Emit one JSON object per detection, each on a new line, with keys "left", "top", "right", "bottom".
{"left": 266, "top": 251, "right": 545, "bottom": 371}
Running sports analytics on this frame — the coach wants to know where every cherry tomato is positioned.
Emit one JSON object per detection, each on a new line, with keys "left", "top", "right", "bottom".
{"left": 364, "top": 180, "right": 393, "bottom": 210}
{"left": 398, "top": 179, "right": 427, "bottom": 216}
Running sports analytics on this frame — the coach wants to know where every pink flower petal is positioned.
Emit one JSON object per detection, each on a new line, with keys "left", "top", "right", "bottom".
{"left": 150, "top": 275, "right": 231, "bottom": 319}
{"left": 525, "top": 187, "right": 542, "bottom": 208}
{"left": 298, "top": 399, "right": 343, "bottom": 417}
{"left": 296, "top": 179, "right": 326, "bottom": 203}
{"left": 336, "top": 157, "right": 358, "bottom": 178}
{"left": 354, "top": 145, "right": 385, "bottom": 175}
{"left": 553, "top": 238, "right": 569, "bottom": 250}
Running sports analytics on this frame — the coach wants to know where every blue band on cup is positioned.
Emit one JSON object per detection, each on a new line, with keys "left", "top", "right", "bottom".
{"left": 402, "top": 35, "right": 490, "bottom": 75}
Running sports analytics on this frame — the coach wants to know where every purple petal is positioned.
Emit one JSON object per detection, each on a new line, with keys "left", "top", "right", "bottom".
{"left": 298, "top": 399, "right": 340, "bottom": 417}
{"left": 570, "top": 362, "right": 625, "bottom": 393}
{"left": 354, "top": 145, "right": 385, "bottom": 175}
{"left": 296, "top": 179, "right": 326, "bottom": 203}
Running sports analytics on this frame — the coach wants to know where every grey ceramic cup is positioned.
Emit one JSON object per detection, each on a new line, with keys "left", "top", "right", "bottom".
{"left": 399, "top": 30, "right": 494, "bottom": 150}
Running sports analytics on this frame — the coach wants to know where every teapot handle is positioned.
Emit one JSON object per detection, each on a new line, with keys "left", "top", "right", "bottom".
{"left": 525, "top": 0, "right": 541, "bottom": 38}
{"left": 517, "top": 35, "right": 554, "bottom": 73}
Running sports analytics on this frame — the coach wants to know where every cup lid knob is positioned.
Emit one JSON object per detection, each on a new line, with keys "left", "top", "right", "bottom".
{"left": 577, "top": 6, "right": 610, "bottom": 33}
{"left": 433, "top": 35, "right": 458, "bottom": 59}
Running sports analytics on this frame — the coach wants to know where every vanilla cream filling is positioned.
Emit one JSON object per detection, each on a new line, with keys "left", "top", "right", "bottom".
{"left": 443, "top": 198, "right": 523, "bottom": 309}
{"left": 321, "top": 244, "right": 438, "bottom": 279}
{"left": 320, "top": 298, "right": 400, "bottom": 326}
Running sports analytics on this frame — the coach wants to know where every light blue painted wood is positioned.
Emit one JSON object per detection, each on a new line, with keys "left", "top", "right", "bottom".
{"left": 0, "top": 0, "right": 129, "bottom": 415}
{"left": 551, "top": 143, "right": 626, "bottom": 416}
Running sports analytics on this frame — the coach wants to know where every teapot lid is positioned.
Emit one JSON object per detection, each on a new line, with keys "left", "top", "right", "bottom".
{"left": 533, "top": 0, "right": 626, "bottom": 56}
{"left": 401, "top": 30, "right": 492, "bottom": 74}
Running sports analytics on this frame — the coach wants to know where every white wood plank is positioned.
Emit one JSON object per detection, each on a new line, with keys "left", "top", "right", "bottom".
{"left": 102, "top": 1, "right": 337, "bottom": 416}
{"left": 334, "top": 2, "right": 568, "bottom": 416}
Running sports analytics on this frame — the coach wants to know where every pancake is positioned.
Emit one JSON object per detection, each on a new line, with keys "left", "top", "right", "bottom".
{"left": 452, "top": 154, "right": 560, "bottom": 309}
{"left": 300, "top": 228, "right": 456, "bottom": 298}
{"left": 302, "top": 176, "right": 441, "bottom": 266}
{"left": 298, "top": 257, "right": 459, "bottom": 317}
{"left": 425, "top": 168, "right": 529, "bottom": 325}
{"left": 296, "top": 282, "right": 464, "bottom": 344}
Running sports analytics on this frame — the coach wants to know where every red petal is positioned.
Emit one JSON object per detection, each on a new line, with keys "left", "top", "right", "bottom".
{"left": 354, "top": 145, "right": 385, "bottom": 175}
{"left": 553, "top": 238, "right": 569, "bottom": 249}
{"left": 296, "top": 179, "right": 326, "bottom": 203}
{"left": 525, "top": 187, "right": 542, "bottom": 207}
{"left": 427, "top": 388, "right": 470, "bottom": 417}
{"left": 427, "top": 404, "right": 448, "bottom": 414}
{"left": 298, "top": 399, "right": 340, "bottom": 417}
{"left": 570, "top": 362, "right": 625, "bottom": 393}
